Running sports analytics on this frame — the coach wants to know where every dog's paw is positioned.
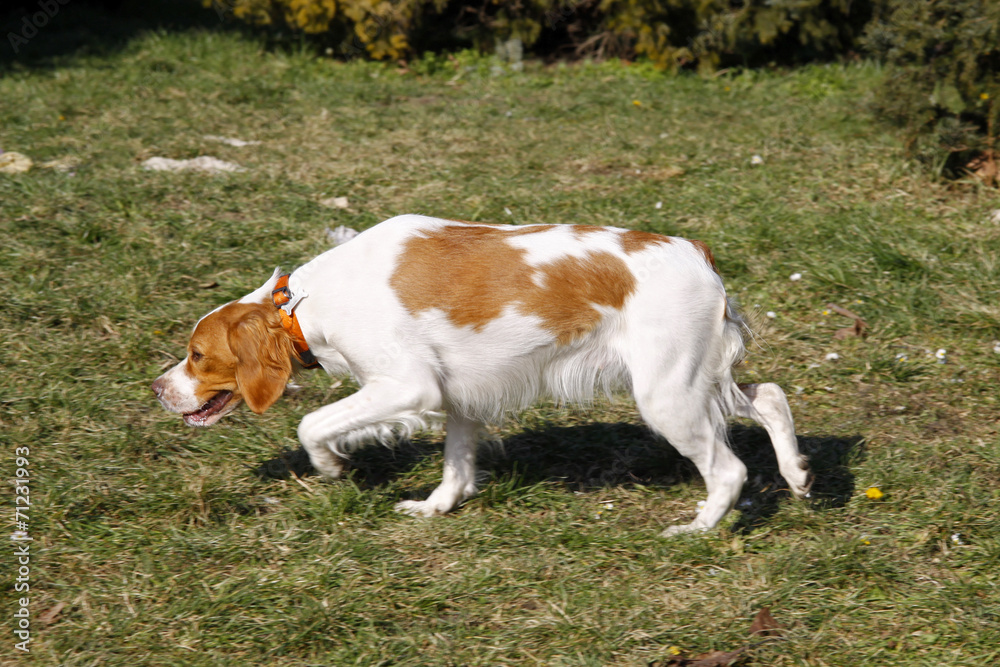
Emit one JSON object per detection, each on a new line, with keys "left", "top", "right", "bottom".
{"left": 394, "top": 499, "right": 444, "bottom": 517}
{"left": 784, "top": 461, "right": 814, "bottom": 499}
{"left": 312, "top": 463, "right": 345, "bottom": 481}
{"left": 303, "top": 450, "right": 347, "bottom": 480}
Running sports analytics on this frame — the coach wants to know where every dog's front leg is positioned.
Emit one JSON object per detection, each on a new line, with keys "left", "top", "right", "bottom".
{"left": 297, "top": 378, "right": 441, "bottom": 479}
{"left": 395, "top": 412, "right": 482, "bottom": 517}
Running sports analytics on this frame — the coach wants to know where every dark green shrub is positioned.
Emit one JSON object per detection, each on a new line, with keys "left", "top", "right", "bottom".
{"left": 212, "top": 0, "right": 877, "bottom": 73}
{"left": 864, "top": 0, "right": 1000, "bottom": 183}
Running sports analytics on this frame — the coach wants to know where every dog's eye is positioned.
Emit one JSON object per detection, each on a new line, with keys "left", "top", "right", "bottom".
{"left": 190, "top": 350, "right": 204, "bottom": 362}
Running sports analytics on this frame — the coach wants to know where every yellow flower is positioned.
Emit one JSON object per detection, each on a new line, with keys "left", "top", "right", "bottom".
{"left": 981, "top": 93, "right": 990, "bottom": 101}
{"left": 866, "top": 487, "right": 884, "bottom": 500}
{"left": 632, "top": 100, "right": 642, "bottom": 107}
{"left": 668, "top": 646, "right": 682, "bottom": 656}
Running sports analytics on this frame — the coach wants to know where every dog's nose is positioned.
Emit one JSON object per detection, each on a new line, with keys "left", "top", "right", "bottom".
{"left": 152, "top": 377, "right": 165, "bottom": 398}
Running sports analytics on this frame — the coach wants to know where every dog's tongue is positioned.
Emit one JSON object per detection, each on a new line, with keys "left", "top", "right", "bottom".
{"left": 183, "top": 390, "right": 233, "bottom": 426}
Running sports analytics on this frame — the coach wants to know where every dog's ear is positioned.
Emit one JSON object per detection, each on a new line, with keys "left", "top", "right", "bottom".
{"left": 228, "top": 309, "right": 293, "bottom": 414}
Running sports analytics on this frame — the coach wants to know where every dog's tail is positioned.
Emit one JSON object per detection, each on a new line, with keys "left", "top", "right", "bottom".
{"left": 715, "top": 297, "right": 755, "bottom": 420}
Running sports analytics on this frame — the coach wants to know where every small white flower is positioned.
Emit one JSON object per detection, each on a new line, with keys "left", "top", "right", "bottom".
{"left": 261, "top": 497, "right": 281, "bottom": 505}
{"left": 697, "top": 500, "right": 707, "bottom": 510}
{"left": 750, "top": 154, "right": 764, "bottom": 165}
{"left": 603, "top": 502, "right": 614, "bottom": 510}
{"left": 738, "top": 498, "right": 752, "bottom": 509}
{"left": 935, "top": 348, "right": 947, "bottom": 363}
{"left": 659, "top": 132, "right": 669, "bottom": 139}
{"left": 504, "top": 207, "right": 513, "bottom": 216}
{"left": 993, "top": 341, "right": 1000, "bottom": 354}
{"left": 825, "top": 352, "right": 840, "bottom": 361}
{"left": 10, "top": 531, "right": 31, "bottom": 541}
{"left": 655, "top": 201, "right": 663, "bottom": 209}
{"left": 895, "top": 353, "right": 908, "bottom": 362}
{"left": 789, "top": 272, "right": 802, "bottom": 281}
{"left": 766, "top": 311, "right": 776, "bottom": 319}
{"left": 951, "top": 533, "right": 963, "bottom": 545}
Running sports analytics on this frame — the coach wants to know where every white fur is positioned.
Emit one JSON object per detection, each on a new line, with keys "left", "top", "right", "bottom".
{"left": 154, "top": 359, "right": 201, "bottom": 414}
{"left": 181, "top": 215, "right": 811, "bottom": 534}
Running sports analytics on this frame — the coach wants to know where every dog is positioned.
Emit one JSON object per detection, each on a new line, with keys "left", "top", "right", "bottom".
{"left": 152, "top": 215, "right": 811, "bottom": 534}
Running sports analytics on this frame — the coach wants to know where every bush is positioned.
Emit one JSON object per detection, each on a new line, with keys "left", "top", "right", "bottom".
{"left": 208, "top": 0, "right": 444, "bottom": 61}
{"left": 598, "top": 0, "right": 873, "bottom": 73}
{"left": 864, "top": 0, "right": 1000, "bottom": 183}
{"left": 211, "top": 0, "right": 877, "bottom": 72}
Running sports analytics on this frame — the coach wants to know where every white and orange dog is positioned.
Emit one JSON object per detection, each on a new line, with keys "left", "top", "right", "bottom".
{"left": 153, "top": 215, "right": 811, "bottom": 534}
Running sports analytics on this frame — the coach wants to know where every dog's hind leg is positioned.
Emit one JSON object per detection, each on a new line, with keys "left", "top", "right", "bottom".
{"left": 731, "top": 382, "right": 812, "bottom": 499}
{"left": 634, "top": 372, "right": 748, "bottom": 536}
{"left": 395, "top": 412, "right": 483, "bottom": 517}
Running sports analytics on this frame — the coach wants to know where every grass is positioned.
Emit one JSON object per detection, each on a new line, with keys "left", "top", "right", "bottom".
{"left": 2, "top": 10, "right": 1000, "bottom": 666}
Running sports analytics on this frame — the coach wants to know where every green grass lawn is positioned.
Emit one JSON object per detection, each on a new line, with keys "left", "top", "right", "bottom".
{"left": 2, "top": 22, "right": 1000, "bottom": 667}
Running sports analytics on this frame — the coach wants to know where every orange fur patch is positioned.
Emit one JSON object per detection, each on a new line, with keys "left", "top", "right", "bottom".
{"left": 571, "top": 224, "right": 605, "bottom": 238}
{"left": 187, "top": 302, "right": 293, "bottom": 413}
{"left": 688, "top": 239, "right": 719, "bottom": 274}
{"left": 619, "top": 229, "right": 672, "bottom": 254}
{"left": 391, "top": 225, "right": 636, "bottom": 344}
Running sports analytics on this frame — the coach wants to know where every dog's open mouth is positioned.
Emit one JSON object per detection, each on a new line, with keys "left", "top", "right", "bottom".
{"left": 183, "top": 391, "right": 234, "bottom": 427}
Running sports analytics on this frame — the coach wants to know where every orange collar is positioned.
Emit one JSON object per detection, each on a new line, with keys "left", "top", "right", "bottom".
{"left": 271, "top": 274, "right": 320, "bottom": 369}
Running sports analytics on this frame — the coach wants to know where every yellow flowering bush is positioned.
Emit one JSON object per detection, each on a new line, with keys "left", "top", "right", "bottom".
{"left": 210, "top": 0, "right": 876, "bottom": 69}
{"left": 207, "top": 0, "right": 441, "bottom": 60}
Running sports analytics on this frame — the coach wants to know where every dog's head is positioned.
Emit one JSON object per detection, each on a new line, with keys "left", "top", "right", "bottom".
{"left": 152, "top": 301, "right": 293, "bottom": 426}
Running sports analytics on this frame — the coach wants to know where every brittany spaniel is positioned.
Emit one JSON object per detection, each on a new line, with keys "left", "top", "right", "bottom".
{"left": 153, "top": 215, "right": 811, "bottom": 534}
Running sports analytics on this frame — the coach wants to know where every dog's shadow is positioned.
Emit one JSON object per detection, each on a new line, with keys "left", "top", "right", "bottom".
{"left": 255, "top": 422, "right": 862, "bottom": 533}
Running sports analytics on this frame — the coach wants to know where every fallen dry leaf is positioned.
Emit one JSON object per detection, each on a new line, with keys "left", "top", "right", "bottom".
{"left": 688, "top": 648, "right": 748, "bottom": 666}
{"left": 967, "top": 150, "right": 997, "bottom": 187}
{"left": 827, "top": 302, "right": 868, "bottom": 339}
{"left": 749, "top": 606, "right": 782, "bottom": 637}
{"left": 653, "top": 647, "right": 747, "bottom": 667}
{"left": 38, "top": 602, "right": 66, "bottom": 625}
{"left": 651, "top": 608, "right": 788, "bottom": 666}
